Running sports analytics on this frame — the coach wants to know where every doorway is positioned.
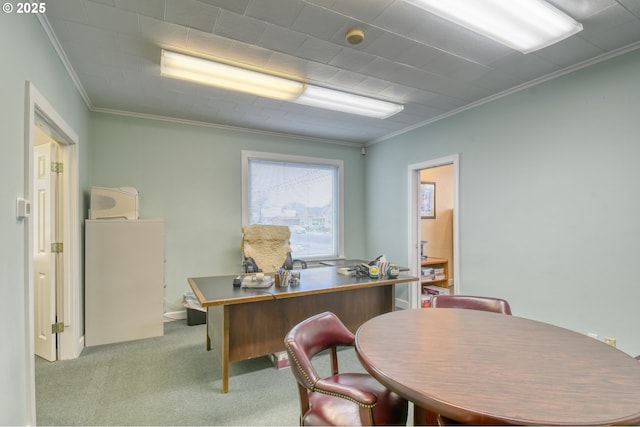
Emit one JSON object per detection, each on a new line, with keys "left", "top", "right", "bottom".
{"left": 408, "top": 155, "right": 460, "bottom": 308}
{"left": 25, "top": 82, "right": 82, "bottom": 424}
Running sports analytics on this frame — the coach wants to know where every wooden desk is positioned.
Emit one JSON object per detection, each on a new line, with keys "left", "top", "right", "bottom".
{"left": 188, "top": 267, "right": 417, "bottom": 393}
{"left": 355, "top": 309, "right": 640, "bottom": 425}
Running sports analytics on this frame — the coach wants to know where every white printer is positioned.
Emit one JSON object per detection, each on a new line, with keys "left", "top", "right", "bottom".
{"left": 89, "top": 186, "right": 139, "bottom": 220}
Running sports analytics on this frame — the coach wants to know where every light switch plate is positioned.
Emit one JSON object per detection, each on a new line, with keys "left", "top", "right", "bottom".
{"left": 16, "top": 198, "right": 31, "bottom": 218}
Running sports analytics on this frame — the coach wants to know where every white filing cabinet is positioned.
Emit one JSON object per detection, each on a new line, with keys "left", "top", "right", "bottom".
{"left": 85, "top": 219, "right": 164, "bottom": 346}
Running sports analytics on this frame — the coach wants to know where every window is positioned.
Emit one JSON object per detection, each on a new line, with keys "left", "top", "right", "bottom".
{"left": 242, "top": 151, "right": 344, "bottom": 260}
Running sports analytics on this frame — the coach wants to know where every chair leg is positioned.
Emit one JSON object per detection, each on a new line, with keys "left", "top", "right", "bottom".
{"left": 358, "top": 405, "right": 375, "bottom": 426}
{"left": 330, "top": 347, "right": 339, "bottom": 376}
{"left": 297, "top": 383, "right": 310, "bottom": 425}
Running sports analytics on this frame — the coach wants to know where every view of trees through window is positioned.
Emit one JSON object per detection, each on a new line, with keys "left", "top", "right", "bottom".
{"left": 247, "top": 157, "right": 340, "bottom": 259}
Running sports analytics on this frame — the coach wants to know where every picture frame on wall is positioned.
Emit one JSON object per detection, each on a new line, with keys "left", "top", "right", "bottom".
{"left": 420, "top": 181, "right": 436, "bottom": 219}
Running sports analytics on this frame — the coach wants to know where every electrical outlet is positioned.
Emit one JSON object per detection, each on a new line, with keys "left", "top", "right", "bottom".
{"left": 603, "top": 337, "right": 616, "bottom": 347}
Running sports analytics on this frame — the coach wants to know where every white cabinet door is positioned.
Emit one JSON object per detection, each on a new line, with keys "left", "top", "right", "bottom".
{"left": 85, "top": 220, "right": 164, "bottom": 346}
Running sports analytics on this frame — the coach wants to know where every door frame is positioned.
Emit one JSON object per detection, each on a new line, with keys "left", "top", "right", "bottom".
{"left": 407, "top": 154, "right": 460, "bottom": 308}
{"left": 24, "top": 82, "right": 82, "bottom": 424}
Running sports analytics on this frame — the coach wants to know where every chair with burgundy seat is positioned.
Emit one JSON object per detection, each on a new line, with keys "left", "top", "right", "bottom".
{"left": 284, "top": 311, "right": 408, "bottom": 426}
{"left": 430, "top": 294, "right": 512, "bottom": 315}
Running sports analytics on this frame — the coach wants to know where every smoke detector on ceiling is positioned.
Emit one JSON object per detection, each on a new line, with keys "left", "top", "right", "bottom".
{"left": 346, "top": 28, "right": 365, "bottom": 45}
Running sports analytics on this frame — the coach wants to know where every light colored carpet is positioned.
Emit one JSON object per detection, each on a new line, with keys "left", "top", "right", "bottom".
{"left": 35, "top": 320, "right": 368, "bottom": 426}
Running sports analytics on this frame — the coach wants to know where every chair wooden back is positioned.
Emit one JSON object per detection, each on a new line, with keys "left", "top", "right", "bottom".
{"left": 431, "top": 295, "right": 512, "bottom": 315}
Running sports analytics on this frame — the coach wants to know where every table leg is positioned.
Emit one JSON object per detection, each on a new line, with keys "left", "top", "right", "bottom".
{"left": 414, "top": 405, "right": 439, "bottom": 426}
{"left": 206, "top": 310, "right": 211, "bottom": 351}
{"left": 221, "top": 306, "right": 230, "bottom": 393}
{"left": 221, "top": 361, "right": 229, "bottom": 393}
{"left": 206, "top": 305, "right": 229, "bottom": 392}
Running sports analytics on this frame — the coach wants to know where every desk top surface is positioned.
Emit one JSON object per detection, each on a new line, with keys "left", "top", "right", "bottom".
{"left": 188, "top": 266, "right": 417, "bottom": 307}
{"left": 355, "top": 308, "right": 640, "bottom": 426}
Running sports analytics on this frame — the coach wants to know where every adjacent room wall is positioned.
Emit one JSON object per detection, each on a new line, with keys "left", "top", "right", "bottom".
{"left": 365, "top": 48, "right": 640, "bottom": 356}
{"left": 88, "top": 113, "right": 367, "bottom": 311}
{"left": 0, "top": 13, "right": 90, "bottom": 425}
{"left": 420, "top": 165, "right": 454, "bottom": 282}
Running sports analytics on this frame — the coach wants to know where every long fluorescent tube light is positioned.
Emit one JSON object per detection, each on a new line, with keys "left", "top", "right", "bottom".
{"left": 161, "top": 50, "right": 305, "bottom": 101}
{"left": 160, "top": 50, "right": 404, "bottom": 119}
{"left": 407, "top": 0, "right": 583, "bottom": 53}
{"left": 296, "top": 85, "right": 404, "bottom": 119}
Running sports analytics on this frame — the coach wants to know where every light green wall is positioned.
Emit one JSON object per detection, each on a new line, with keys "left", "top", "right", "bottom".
{"left": 4, "top": 10, "right": 640, "bottom": 425}
{"left": 0, "top": 13, "right": 90, "bottom": 425}
{"left": 366, "top": 48, "right": 640, "bottom": 356}
{"left": 88, "top": 113, "right": 366, "bottom": 310}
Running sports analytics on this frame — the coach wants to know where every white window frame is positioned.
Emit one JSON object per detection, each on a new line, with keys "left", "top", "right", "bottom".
{"left": 241, "top": 150, "right": 344, "bottom": 260}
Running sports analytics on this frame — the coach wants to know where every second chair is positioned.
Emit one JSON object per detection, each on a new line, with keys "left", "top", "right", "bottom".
{"left": 284, "top": 311, "right": 408, "bottom": 426}
{"left": 430, "top": 294, "right": 512, "bottom": 315}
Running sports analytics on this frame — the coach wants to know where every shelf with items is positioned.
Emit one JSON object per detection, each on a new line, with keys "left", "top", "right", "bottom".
{"left": 420, "top": 257, "right": 449, "bottom": 308}
{"left": 421, "top": 257, "right": 448, "bottom": 285}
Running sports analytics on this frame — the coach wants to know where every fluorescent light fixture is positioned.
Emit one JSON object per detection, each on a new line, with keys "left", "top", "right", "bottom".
{"left": 407, "top": 0, "right": 583, "bottom": 53}
{"left": 160, "top": 50, "right": 404, "bottom": 119}
{"left": 296, "top": 85, "right": 404, "bottom": 119}
{"left": 161, "top": 50, "right": 305, "bottom": 101}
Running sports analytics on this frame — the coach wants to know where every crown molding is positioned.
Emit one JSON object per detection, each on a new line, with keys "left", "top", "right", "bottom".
{"left": 90, "top": 107, "right": 363, "bottom": 148}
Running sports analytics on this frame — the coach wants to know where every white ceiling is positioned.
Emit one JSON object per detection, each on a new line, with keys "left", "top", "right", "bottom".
{"left": 41, "top": 0, "right": 640, "bottom": 146}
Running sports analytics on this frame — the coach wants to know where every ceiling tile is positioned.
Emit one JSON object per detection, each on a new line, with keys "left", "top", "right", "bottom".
{"left": 394, "top": 43, "right": 443, "bottom": 69}
{"left": 300, "top": 61, "right": 340, "bottom": 83}
{"left": 549, "top": 0, "right": 617, "bottom": 20}
{"left": 213, "top": 9, "right": 268, "bottom": 45}
{"left": 140, "top": 17, "right": 189, "bottom": 54}
{"left": 578, "top": 4, "right": 640, "bottom": 51}
{"left": 329, "top": 48, "right": 376, "bottom": 72}
{"left": 166, "top": 0, "right": 218, "bottom": 33}
{"left": 533, "top": 36, "right": 604, "bottom": 68}
{"left": 618, "top": 0, "right": 640, "bottom": 18}
{"left": 422, "top": 54, "right": 492, "bottom": 83}
{"left": 115, "top": 33, "right": 156, "bottom": 58}
{"left": 246, "top": 0, "right": 305, "bottom": 28}
{"left": 490, "top": 53, "right": 563, "bottom": 82}
{"left": 258, "top": 24, "right": 308, "bottom": 55}
{"left": 359, "top": 57, "right": 405, "bottom": 80}
{"left": 113, "top": 0, "right": 164, "bottom": 20}
{"left": 327, "top": 69, "right": 367, "bottom": 90}
{"left": 364, "top": 32, "right": 417, "bottom": 61}
{"left": 196, "top": 0, "right": 249, "bottom": 15}
{"left": 295, "top": 37, "right": 342, "bottom": 63}
{"left": 83, "top": 0, "right": 139, "bottom": 36}
{"left": 315, "top": 0, "right": 395, "bottom": 23}
{"left": 56, "top": 19, "right": 116, "bottom": 48}
{"left": 45, "top": 0, "right": 88, "bottom": 22}
{"left": 291, "top": 3, "right": 347, "bottom": 40}
{"left": 186, "top": 30, "right": 238, "bottom": 58}
{"left": 372, "top": 1, "right": 423, "bottom": 36}
{"left": 584, "top": 20, "right": 640, "bottom": 51}
{"left": 353, "top": 77, "right": 392, "bottom": 95}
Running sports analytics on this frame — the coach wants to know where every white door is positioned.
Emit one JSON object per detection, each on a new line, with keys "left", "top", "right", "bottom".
{"left": 33, "top": 138, "right": 58, "bottom": 361}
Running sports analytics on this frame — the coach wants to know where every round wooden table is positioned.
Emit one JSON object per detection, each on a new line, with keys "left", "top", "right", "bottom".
{"left": 355, "top": 309, "right": 640, "bottom": 425}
